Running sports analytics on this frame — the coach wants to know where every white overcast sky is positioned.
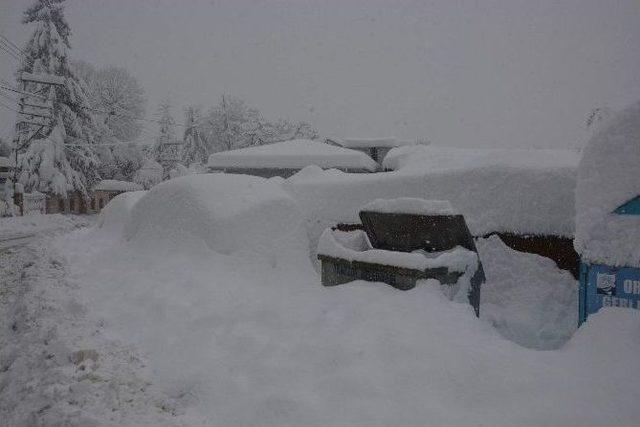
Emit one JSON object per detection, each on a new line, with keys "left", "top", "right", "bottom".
{"left": 1, "top": 0, "right": 639, "bottom": 148}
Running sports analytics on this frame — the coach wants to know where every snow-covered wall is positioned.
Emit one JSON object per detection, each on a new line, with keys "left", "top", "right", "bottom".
{"left": 575, "top": 101, "right": 640, "bottom": 267}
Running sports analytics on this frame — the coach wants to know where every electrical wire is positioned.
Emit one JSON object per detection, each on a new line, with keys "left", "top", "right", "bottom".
{"left": 0, "top": 33, "right": 26, "bottom": 56}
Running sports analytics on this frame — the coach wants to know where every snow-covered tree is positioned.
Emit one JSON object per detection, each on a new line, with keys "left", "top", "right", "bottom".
{"left": 202, "top": 95, "right": 261, "bottom": 152}
{"left": 200, "top": 95, "right": 318, "bottom": 152}
{"left": 17, "top": 0, "right": 99, "bottom": 198}
{"left": 182, "top": 106, "right": 208, "bottom": 166}
{"left": 153, "top": 100, "right": 179, "bottom": 168}
{"left": 133, "top": 158, "right": 163, "bottom": 190}
{"left": 76, "top": 62, "right": 146, "bottom": 142}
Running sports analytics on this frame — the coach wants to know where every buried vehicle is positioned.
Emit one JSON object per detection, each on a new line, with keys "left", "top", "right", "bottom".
{"left": 317, "top": 198, "right": 485, "bottom": 316}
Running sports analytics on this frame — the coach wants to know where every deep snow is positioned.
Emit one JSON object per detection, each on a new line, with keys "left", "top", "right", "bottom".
{"left": 17, "top": 173, "right": 633, "bottom": 427}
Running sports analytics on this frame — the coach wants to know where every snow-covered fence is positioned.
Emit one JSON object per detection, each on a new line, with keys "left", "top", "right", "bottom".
{"left": 23, "top": 191, "right": 47, "bottom": 215}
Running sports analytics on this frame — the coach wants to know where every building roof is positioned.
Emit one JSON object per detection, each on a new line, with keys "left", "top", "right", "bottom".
{"left": 0, "top": 156, "right": 13, "bottom": 168}
{"left": 208, "top": 139, "right": 379, "bottom": 172}
{"left": 93, "top": 179, "right": 144, "bottom": 192}
{"left": 332, "top": 137, "right": 416, "bottom": 149}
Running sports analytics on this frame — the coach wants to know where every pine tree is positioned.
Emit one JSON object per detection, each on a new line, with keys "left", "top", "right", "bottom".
{"left": 17, "top": 0, "right": 99, "bottom": 198}
{"left": 153, "top": 100, "right": 179, "bottom": 170}
{"left": 182, "top": 106, "right": 208, "bottom": 166}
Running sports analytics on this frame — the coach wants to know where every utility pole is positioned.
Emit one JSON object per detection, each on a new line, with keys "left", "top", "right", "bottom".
{"left": 11, "top": 72, "right": 63, "bottom": 207}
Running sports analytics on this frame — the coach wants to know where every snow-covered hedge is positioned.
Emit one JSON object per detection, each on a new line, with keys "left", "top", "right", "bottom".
{"left": 575, "top": 101, "right": 640, "bottom": 267}
{"left": 124, "top": 173, "right": 306, "bottom": 255}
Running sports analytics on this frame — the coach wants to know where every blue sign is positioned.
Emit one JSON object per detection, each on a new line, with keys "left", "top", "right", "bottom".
{"left": 579, "top": 263, "right": 640, "bottom": 324}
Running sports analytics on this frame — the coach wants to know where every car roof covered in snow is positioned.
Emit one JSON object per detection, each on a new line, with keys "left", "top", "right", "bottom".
{"left": 208, "top": 139, "right": 379, "bottom": 171}
{"left": 93, "top": 179, "right": 144, "bottom": 192}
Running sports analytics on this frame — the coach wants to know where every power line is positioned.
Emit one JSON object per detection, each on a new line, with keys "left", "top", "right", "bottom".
{"left": 0, "top": 84, "right": 49, "bottom": 101}
{"left": 0, "top": 100, "right": 20, "bottom": 114}
{"left": 0, "top": 43, "right": 21, "bottom": 61}
{"left": 0, "top": 33, "right": 26, "bottom": 56}
{"left": 0, "top": 90, "right": 19, "bottom": 104}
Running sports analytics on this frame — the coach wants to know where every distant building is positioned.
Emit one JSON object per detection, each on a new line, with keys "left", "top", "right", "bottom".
{"left": 93, "top": 180, "right": 144, "bottom": 211}
{"left": 208, "top": 139, "right": 379, "bottom": 178}
{"left": 326, "top": 137, "right": 417, "bottom": 164}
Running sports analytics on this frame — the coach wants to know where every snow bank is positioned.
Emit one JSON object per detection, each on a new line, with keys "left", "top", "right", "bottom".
{"left": 575, "top": 100, "right": 640, "bottom": 267}
{"left": 361, "top": 198, "right": 455, "bottom": 215}
{"left": 478, "top": 235, "right": 578, "bottom": 349}
{"left": 93, "top": 179, "right": 143, "bottom": 192}
{"left": 208, "top": 139, "right": 379, "bottom": 172}
{"left": 124, "top": 173, "right": 306, "bottom": 255}
{"left": 96, "top": 190, "right": 146, "bottom": 236}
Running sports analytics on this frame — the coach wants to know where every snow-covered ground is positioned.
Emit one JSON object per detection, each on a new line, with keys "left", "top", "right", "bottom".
{"left": 2, "top": 174, "right": 637, "bottom": 426}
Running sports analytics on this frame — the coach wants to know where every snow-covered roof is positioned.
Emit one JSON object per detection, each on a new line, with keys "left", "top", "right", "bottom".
{"left": 334, "top": 137, "right": 416, "bottom": 149}
{"left": 93, "top": 180, "right": 144, "bottom": 192}
{"left": 383, "top": 145, "right": 580, "bottom": 172}
{"left": 575, "top": 100, "right": 640, "bottom": 267}
{"left": 0, "top": 156, "right": 13, "bottom": 168}
{"left": 208, "top": 139, "right": 379, "bottom": 171}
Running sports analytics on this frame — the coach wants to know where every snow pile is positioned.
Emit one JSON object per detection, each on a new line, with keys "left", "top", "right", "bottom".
{"left": 361, "top": 198, "right": 455, "bottom": 215}
{"left": 124, "top": 173, "right": 306, "bottom": 255}
{"left": 95, "top": 190, "right": 146, "bottom": 236}
{"left": 93, "top": 179, "right": 143, "bottom": 192}
{"left": 478, "top": 235, "right": 578, "bottom": 349}
{"left": 318, "top": 228, "right": 477, "bottom": 272}
{"left": 208, "top": 139, "right": 379, "bottom": 172}
{"left": 575, "top": 100, "right": 640, "bottom": 267}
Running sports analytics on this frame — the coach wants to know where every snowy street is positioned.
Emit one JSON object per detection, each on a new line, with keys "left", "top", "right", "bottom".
{"left": 0, "top": 219, "right": 183, "bottom": 426}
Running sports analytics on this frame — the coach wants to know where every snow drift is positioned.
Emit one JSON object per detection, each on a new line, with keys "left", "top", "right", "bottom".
{"left": 575, "top": 100, "right": 640, "bottom": 267}
{"left": 124, "top": 173, "right": 306, "bottom": 255}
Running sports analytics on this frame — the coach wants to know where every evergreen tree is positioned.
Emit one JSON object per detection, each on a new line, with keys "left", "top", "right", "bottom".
{"left": 18, "top": 0, "right": 99, "bottom": 197}
{"left": 182, "top": 106, "right": 208, "bottom": 166}
{"left": 153, "top": 100, "right": 178, "bottom": 167}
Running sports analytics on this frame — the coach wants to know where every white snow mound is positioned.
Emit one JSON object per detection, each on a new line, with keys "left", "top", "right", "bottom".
{"left": 96, "top": 191, "right": 147, "bottom": 236}
{"left": 124, "top": 173, "right": 306, "bottom": 255}
{"left": 575, "top": 100, "right": 640, "bottom": 267}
